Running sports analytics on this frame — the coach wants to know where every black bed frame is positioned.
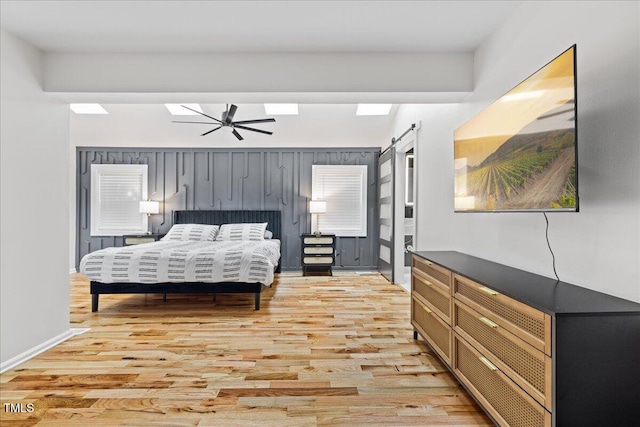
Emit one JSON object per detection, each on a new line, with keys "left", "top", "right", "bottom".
{"left": 90, "top": 210, "right": 281, "bottom": 312}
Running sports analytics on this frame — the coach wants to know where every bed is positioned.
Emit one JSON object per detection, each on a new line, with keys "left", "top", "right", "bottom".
{"left": 82, "top": 210, "right": 281, "bottom": 312}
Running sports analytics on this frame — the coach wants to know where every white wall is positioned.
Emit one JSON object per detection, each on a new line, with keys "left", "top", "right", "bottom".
{"left": 393, "top": 2, "right": 640, "bottom": 302}
{"left": 390, "top": 104, "right": 461, "bottom": 250}
{"left": 1, "top": 29, "right": 70, "bottom": 363}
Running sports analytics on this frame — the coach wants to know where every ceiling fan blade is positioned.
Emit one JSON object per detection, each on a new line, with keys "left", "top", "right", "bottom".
{"left": 232, "top": 118, "right": 276, "bottom": 125}
{"left": 232, "top": 129, "right": 244, "bottom": 141}
{"left": 225, "top": 104, "right": 238, "bottom": 124}
{"left": 234, "top": 124, "right": 273, "bottom": 135}
{"left": 201, "top": 126, "right": 222, "bottom": 136}
{"left": 172, "top": 120, "right": 218, "bottom": 124}
{"left": 180, "top": 105, "right": 223, "bottom": 123}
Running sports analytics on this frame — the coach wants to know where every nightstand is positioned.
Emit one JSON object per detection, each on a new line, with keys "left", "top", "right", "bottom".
{"left": 123, "top": 234, "right": 164, "bottom": 246}
{"left": 301, "top": 233, "right": 335, "bottom": 276}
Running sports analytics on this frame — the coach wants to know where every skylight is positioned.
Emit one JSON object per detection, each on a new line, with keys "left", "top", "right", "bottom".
{"left": 356, "top": 104, "right": 392, "bottom": 116}
{"left": 165, "top": 104, "right": 203, "bottom": 115}
{"left": 264, "top": 104, "right": 299, "bottom": 115}
{"left": 70, "top": 104, "right": 108, "bottom": 114}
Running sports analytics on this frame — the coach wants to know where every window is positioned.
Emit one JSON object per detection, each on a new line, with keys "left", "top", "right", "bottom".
{"left": 90, "top": 164, "right": 148, "bottom": 236}
{"left": 312, "top": 165, "right": 368, "bottom": 237}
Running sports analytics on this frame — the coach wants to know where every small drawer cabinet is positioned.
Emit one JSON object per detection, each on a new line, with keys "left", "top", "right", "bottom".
{"left": 123, "top": 234, "right": 163, "bottom": 246}
{"left": 411, "top": 251, "right": 640, "bottom": 427}
{"left": 301, "top": 234, "right": 335, "bottom": 276}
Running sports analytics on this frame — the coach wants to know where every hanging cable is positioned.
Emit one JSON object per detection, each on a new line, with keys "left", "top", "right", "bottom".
{"left": 543, "top": 212, "right": 560, "bottom": 281}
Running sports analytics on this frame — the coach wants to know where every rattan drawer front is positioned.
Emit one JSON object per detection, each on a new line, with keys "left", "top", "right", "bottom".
{"left": 124, "top": 237, "right": 157, "bottom": 245}
{"left": 303, "top": 256, "right": 333, "bottom": 264}
{"left": 304, "top": 236, "right": 333, "bottom": 245}
{"left": 454, "top": 300, "right": 552, "bottom": 410}
{"left": 303, "top": 246, "right": 334, "bottom": 255}
{"left": 412, "top": 296, "right": 451, "bottom": 366}
{"left": 412, "top": 256, "right": 451, "bottom": 288}
{"left": 412, "top": 272, "right": 451, "bottom": 324}
{"left": 454, "top": 274, "right": 551, "bottom": 355}
{"left": 454, "top": 335, "right": 551, "bottom": 427}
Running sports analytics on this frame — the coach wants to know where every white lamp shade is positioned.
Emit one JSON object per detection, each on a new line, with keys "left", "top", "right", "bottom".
{"left": 139, "top": 200, "right": 160, "bottom": 214}
{"left": 309, "top": 200, "right": 327, "bottom": 214}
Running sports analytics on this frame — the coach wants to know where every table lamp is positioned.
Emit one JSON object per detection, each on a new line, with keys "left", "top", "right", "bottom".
{"left": 309, "top": 200, "right": 326, "bottom": 236}
{"left": 139, "top": 200, "right": 160, "bottom": 234}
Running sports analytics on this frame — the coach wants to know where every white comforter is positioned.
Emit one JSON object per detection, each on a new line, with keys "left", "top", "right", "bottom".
{"left": 80, "top": 240, "right": 281, "bottom": 285}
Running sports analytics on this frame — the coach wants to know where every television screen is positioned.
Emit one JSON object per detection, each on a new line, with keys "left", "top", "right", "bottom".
{"left": 454, "top": 45, "right": 578, "bottom": 212}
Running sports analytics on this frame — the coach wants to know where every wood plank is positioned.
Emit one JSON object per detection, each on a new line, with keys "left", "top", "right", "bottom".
{"left": 0, "top": 272, "right": 491, "bottom": 425}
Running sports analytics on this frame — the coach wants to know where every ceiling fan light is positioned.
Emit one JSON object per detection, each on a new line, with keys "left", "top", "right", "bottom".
{"left": 173, "top": 104, "right": 273, "bottom": 140}
{"left": 356, "top": 104, "right": 392, "bottom": 116}
{"left": 264, "top": 103, "right": 298, "bottom": 115}
{"left": 165, "top": 104, "right": 203, "bottom": 115}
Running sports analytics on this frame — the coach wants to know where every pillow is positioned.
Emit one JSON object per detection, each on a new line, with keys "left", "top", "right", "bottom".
{"left": 264, "top": 230, "right": 273, "bottom": 239}
{"left": 216, "top": 222, "right": 268, "bottom": 241}
{"left": 161, "top": 224, "right": 219, "bottom": 242}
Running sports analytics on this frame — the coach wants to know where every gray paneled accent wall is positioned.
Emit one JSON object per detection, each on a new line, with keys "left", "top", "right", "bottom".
{"left": 76, "top": 147, "right": 380, "bottom": 270}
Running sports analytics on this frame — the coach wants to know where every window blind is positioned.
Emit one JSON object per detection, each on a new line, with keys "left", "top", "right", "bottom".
{"left": 98, "top": 174, "right": 143, "bottom": 229}
{"left": 312, "top": 165, "right": 367, "bottom": 237}
{"left": 91, "top": 165, "right": 148, "bottom": 236}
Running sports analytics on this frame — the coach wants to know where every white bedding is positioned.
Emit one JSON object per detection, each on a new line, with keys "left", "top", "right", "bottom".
{"left": 80, "top": 239, "right": 281, "bottom": 285}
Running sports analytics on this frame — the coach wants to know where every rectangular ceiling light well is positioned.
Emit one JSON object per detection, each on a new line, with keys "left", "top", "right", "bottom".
{"left": 264, "top": 104, "right": 298, "bottom": 115}
{"left": 356, "top": 104, "right": 392, "bottom": 116}
{"left": 70, "top": 104, "right": 108, "bottom": 114}
{"left": 165, "top": 104, "right": 203, "bottom": 115}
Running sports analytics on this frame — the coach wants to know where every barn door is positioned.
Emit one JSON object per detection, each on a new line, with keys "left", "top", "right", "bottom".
{"left": 377, "top": 147, "right": 395, "bottom": 282}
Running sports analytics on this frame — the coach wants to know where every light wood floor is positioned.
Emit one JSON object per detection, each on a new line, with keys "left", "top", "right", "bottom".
{"left": 1, "top": 272, "right": 491, "bottom": 426}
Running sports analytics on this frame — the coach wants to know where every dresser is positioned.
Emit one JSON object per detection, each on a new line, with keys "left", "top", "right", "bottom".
{"left": 301, "top": 234, "right": 335, "bottom": 276}
{"left": 411, "top": 251, "right": 640, "bottom": 427}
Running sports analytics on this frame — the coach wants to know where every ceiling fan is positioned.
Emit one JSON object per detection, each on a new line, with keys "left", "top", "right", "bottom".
{"left": 173, "top": 104, "right": 275, "bottom": 140}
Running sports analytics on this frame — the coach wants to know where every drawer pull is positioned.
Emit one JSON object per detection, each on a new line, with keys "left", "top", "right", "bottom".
{"left": 479, "top": 316, "right": 499, "bottom": 328}
{"left": 479, "top": 356, "right": 498, "bottom": 371}
{"left": 479, "top": 286, "right": 498, "bottom": 296}
{"left": 423, "top": 306, "right": 432, "bottom": 314}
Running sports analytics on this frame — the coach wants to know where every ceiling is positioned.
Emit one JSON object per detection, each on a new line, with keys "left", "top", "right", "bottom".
{"left": 1, "top": 1, "right": 520, "bottom": 54}
{"left": 3, "top": 1, "right": 521, "bottom": 136}
{"left": 70, "top": 104, "right": 399, "bottom": 147}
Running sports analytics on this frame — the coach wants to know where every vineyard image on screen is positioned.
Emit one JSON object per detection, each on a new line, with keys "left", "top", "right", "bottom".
{"left": 454, "top": 46, "right": 577, "bottom": 212}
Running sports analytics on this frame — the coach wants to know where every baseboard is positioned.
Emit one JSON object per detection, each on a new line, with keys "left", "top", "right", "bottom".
{"left": 0, "top": 328, "right": 89, "bottom": 374}
{"left": 395, "top": 282, "right": 411, "bottom": 294}
{"left": 69, "top": 268, "right": 77, "bottom": 274}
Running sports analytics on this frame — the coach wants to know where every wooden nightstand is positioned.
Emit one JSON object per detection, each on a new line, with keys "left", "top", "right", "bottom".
{"left": 301, "top": 233, "right": 335, "bottom": 276}
{"left": 123, "top": 234, "right": 164, "bottom": 246}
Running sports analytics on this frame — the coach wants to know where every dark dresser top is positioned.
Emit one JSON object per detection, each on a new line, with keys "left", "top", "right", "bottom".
{"left": 412, "top": 251, "right": 640, "bottom": 316}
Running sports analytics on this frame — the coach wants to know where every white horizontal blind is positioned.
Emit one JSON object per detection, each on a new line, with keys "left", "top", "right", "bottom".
{"left": 98, "top": 175, "right": 142, "bottom": 228}
{"left": 312, "top": 165, "right": 367, "bottom": 237}
{"left": 91, "top": 165, "right": 148, "bottom": 236}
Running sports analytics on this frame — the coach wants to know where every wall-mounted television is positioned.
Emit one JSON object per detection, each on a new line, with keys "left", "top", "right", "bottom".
{"left": 454, "top": 45, "right": 578, "bottom": 212}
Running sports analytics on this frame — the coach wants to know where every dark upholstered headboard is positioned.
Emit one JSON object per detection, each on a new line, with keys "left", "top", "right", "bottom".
{"left": 172, "top": 210, "right": 282, "bottom": 240}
